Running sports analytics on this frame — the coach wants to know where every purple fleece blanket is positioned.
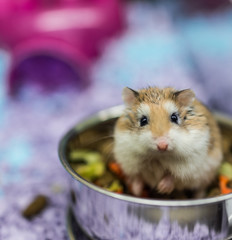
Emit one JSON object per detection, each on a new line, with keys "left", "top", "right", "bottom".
{"left": 0, "top": 2, "right": 232, "bottom": 240}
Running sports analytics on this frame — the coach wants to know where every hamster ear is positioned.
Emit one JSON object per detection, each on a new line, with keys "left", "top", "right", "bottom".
{"left": 174, "top": 89, "right": 195, "bottom": 107}
{"left": 122, "top": 87, "right": 139, "bottom": 107}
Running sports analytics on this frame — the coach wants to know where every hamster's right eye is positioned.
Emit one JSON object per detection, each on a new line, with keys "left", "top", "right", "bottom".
{"left": 140, "top": 116, "right": 148, "bottom": 127}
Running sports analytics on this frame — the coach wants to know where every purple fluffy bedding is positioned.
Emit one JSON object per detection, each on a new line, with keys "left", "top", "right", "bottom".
{"left": 1, "top": 2, "right": 232, "bottom": 239}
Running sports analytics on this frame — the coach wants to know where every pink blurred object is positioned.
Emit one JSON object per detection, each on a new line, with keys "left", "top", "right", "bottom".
{"left": 0, "top": 0, "right": 124, "bottom": 95}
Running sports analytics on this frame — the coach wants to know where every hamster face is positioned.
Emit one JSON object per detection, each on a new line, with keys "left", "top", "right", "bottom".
{"left": 114, "top": 87, "right": 222, "bottom": 192}
{"left": 114, "top": 87, "right": 210, "bottom": 169}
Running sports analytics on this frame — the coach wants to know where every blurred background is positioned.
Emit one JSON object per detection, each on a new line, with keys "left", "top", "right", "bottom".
{"left": 0, "top": 0, "right": 232, "bottom": 239}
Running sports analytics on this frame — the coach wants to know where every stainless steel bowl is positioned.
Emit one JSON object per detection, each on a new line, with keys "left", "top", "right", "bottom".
{"left": 59, "top": 106, "right": 232, "bottom": 240}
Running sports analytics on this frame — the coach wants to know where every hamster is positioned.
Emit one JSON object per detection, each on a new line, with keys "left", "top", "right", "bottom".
{"left": 113, "top": 87, "right": 223, "bottom": 197}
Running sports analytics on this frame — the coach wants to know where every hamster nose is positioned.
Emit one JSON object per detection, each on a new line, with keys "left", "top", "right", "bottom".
{"left": 157, "top": 141, "right": 168, "bottom": 151}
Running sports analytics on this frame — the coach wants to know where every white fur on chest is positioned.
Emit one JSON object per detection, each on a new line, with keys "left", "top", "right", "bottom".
{"left": 113, "top": 124, "right": 218, "bottom": 190}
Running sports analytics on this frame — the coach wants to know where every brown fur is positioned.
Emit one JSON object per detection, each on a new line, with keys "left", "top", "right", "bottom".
{"left": 115, "top": 87, "right": 222, "bottom": 193}
{"left": 117, "top": 87, "right": 221, "bottom": 155}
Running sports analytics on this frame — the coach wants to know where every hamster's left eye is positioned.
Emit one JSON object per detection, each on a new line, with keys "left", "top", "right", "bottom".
{"left": 170, "top": 113, "right": 179, "bottom": 124}
{"left": 140, "top": 116, "right": 148, "bottom": 127}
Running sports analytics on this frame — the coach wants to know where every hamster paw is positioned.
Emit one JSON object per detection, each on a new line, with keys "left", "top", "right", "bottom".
{"left": 157, "top": 175, "right": 175, "bottom": 194}
{"left": 127, "top": 177, "right": 144, "bottom": 196}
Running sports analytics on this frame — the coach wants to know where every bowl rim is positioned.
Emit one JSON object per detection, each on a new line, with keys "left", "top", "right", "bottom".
{"left": 58, "top": 105, "right": 232, "bottom": 207}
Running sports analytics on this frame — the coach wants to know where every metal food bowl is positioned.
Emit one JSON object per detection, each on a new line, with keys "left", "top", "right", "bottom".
{"left": 59, "top": 105, "right": 232, "bottom": 240}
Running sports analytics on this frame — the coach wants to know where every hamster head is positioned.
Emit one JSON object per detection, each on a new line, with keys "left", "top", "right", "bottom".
{"left": 114, "top": 87, "right": 210, "bottom": 162}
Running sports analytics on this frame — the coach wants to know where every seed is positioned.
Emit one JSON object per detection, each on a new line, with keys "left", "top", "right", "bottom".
{"left": 22, "top": 195, "right": 48, "bottom": 219}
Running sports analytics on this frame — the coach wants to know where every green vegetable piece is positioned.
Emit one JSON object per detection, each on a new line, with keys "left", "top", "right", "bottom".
{"left": 219, "top": 162, "right": 232, "bottom": 179}
{"left": 76, "top": 161, "right": 105, "bottom": 181}
{"left": 70, "top": 150, "right": 102, "bottom": 164}
{"left": 106, "top": 180, "right": 123, "bottom": 192}
{"left": 69, "top": 150, "right": 88, "bottom": 161}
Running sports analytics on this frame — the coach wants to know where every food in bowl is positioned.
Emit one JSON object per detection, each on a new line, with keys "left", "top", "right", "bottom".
{"left": 67, "top": 115, "right": 232, "bottom": 200}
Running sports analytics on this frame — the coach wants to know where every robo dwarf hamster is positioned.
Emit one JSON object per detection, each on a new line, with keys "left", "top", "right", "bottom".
{"left": 113, "top": 87, "right": 222, "bottom": 196}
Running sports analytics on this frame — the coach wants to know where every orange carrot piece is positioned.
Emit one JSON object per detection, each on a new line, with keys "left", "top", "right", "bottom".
{"left": 116, "top": 189, "right": 123, "bottom": 194}
{"left": 108, "top": 162, "right": 124, "bottom": 178}
{"left": 219, "top": 175, "right": 232, "bottom": 195}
